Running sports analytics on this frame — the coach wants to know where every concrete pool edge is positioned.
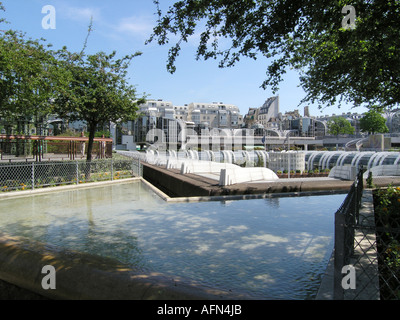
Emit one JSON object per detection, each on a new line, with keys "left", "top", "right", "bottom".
{"left": 139, "top": 175, "right": 349, "bottom": 203}
{"left": 0, "top": 173, "right": 349, "bottom": 204}
{"left": 0, "top": 178, "right": 142, "bottom": 200}
{"left": 0, "top": 233, "right": 250, "bottom": 300}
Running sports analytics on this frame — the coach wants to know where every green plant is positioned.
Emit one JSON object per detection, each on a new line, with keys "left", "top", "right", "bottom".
{"left": 366, "top": 171, "right": 374, "bottom": 189}
{"left": 385, "top": 239, "right": 400, "bottom": 270}
{"left": 373, "top": 186, "right": 400, "bottom": 299}
{"left": 374, "top": 185, "right": 400, "bottom": 229}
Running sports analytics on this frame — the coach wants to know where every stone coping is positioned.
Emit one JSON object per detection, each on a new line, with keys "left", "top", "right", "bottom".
{"left": 0, "top": 178, "right": 142, "bottom": 200}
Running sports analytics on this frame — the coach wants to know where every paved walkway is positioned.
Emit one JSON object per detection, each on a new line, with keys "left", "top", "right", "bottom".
{"left": 316, "top": 189, "right": 380, "bottom": 300}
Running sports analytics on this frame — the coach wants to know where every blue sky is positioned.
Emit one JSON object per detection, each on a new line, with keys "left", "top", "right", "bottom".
{"left": 1, "top": 0, "right": 368, "bottom": 116}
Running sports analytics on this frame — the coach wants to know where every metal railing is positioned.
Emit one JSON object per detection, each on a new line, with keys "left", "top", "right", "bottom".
{"left": 334, "top": 168, "right": 400, "bottom": 299}
{"left": 0, "top": 159, "right": 142, "bottom": 192}
{"left": 333, "top": 168, "right": 364, "bottom": 299}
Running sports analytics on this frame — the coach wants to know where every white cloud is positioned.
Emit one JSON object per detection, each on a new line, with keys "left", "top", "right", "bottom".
{"left": 114, "top": 15, "right": 155, "bottom": 39}
{"left": 58, "top": 3, "right": 102, "bottom": 24}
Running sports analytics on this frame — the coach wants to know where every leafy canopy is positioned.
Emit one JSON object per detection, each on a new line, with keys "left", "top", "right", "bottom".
{"left": 359, "top": 108, "right": 389, "bottom": 134}
{"left": 52, "top": 43, "right": 145, "bottom": 160}
{"left": 148, "top": 0, "right": 400, "bottom": 109}
{"left": 327, "top": 116, "right": 355, "bottom": 136}
{"left": 1, "top": 3, "right": 144, "bottom": 161}
{"left": 1, "top": 4, "right": 56, "bottom": 119}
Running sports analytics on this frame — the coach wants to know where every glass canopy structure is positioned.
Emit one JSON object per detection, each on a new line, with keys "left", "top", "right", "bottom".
{"left": 305, "top": 151, "right": 400, "bottom": 171}
{"left": 122, "top": 149, "right": 400, "bottom": 173}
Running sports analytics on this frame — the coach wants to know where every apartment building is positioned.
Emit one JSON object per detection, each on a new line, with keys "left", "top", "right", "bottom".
{"left": 186, "top": 102, "right": 243, "bottom": 129}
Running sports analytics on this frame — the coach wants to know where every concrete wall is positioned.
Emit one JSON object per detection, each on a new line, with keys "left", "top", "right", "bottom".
{"left": 329, "top": 166, "right": 357, "bottom": 181}
{"left": 143, "top": 164, "right": 211, "bottom": 197}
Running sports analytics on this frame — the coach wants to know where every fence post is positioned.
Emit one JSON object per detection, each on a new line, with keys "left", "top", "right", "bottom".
{"left": 111, "top": 158, "right": 114, "bottom": 181}
{"left": 76, "top": 160, "right": 79, "bottom": 185}
{"left": 133, "top": 158, "right": 139, "bottom": 177}
{"left": 31, "top": 162, "right": 35, "bottom": 190}
{"left": 334, "top": 210, "right": 345, "bottom": 300}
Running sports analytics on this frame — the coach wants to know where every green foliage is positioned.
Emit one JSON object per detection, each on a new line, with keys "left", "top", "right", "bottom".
{"left": 1, "top": 6, "right": 145, "bottom": 162}
{"left": 51, "top": 46, "right": 145, "bottom": 160}
{"left": 359, "top": 108, "right": 389, "bottom": 134}
{"left": 0, "top": 30, "right": 56, "bottom": 119}
{"left": 375, "top": 186, "right": 400, "bottom": 227}
{"left": 148, "top": 0, "right": 400, "bottom": 109}
{"left": 385, "top": 239, "right": 400, "bottom": 276}
{"left": 95, "top": 130, "right": 111, "bottom": 138}
{"left": 327, "top": 117, "right": 355, "bottom": 136}
{"left": 0, "top": 1, "right": 6, "bottom": 24}
{"left": 374, "top": 185, "right": 400, "bottom": 299}
{"left": 366, "top": 171, "right": 374, "bottom": 188}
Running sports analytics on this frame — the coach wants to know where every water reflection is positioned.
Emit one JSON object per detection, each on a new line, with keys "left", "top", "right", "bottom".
{"left": 0, "top": 181, "right": 345, "bottom": 299}
{"left": 264, "top": 197, "right": 280, "bottom": 209}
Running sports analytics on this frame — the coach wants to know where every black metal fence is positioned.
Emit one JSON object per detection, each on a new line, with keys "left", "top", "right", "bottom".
{"left": 0, "top": 159, "right": 142, "bottom": 192}
{"left": 334, "top": 168, "right": 400, "bottom": 300}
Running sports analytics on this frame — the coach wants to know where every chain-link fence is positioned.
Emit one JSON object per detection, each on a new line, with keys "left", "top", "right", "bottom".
{"left": 0, "top": 159, "right": 142, "bottom": 192}
{"left": 334, "top": 169, "right": 400, "bottom": 300}
{"left": 1, "top": 135, "right": 113, "bottom": 162}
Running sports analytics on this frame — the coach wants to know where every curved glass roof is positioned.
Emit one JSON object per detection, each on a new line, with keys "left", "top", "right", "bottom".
{"left": 304, "top": 151, "right": 400, "bottom": 170}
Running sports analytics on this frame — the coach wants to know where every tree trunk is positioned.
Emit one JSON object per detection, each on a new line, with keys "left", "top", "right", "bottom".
{"left": 86, "top": 122, "right": 97, "bottom": 162}
{"left": 85, "top": 121, "right": 97, "bottom": 180}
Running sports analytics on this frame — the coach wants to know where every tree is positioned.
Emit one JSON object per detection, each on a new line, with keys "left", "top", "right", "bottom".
{"left": 1, "top": 3, "right": 145, "bottom": 160}
{"left": 0, "top": 31, "right": 56, "bottom": 118}
{"left": 327, "top": 117, "right": 355, "bottom": 137}
{"left": 52, "top": 47, "right": 145, "bottom": 161}
{"left": 0, "top": 2, "right": 5, "bottom": 23}
{"left": 1, "top": 3, "right": 56, "bottom": 125}
{"left": 359, "top": 108, "right": 389, "bottom": 134}
{"left": 147, "top": 0, "right": 400, "bottom": 109}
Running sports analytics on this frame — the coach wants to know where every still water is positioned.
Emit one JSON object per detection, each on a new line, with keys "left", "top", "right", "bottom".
{"left": 0, "top": 181, "right": 345, "bottom": 299}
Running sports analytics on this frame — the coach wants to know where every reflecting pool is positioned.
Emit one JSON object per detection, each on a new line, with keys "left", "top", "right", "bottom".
{"left": 0, "top": 181, "right": 346, "bottom": 299}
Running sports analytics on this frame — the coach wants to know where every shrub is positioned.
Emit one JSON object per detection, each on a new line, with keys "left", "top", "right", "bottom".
{"left": 374, "top": 186, "right": 400, "bottom": 299}
{"left": 366, "top": 172, "right": 374, "bottom": 189}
